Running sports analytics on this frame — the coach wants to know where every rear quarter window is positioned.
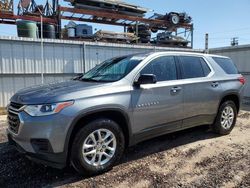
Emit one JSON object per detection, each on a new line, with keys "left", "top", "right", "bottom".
{"left": 212, "top": 57, "right": 239, "bottom": 74}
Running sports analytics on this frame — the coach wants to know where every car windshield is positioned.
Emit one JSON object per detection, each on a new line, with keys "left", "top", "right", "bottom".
{"left": 81, "top": 54, "right": 146, "bottom": 82}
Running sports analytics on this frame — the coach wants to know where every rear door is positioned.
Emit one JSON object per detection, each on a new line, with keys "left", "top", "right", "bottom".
{"left": 131, "top": 55, "right": 183, "bottom": 139}
{"left": 177, "top": 55, "right": 222, "bottom": 128}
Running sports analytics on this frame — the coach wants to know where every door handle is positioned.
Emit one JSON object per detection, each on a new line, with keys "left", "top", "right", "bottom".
{"left": 211, "top": 82, "right": 219, "bottom": 88}
{"left": 171, "top": 86, "right": 182, "bottom": 93}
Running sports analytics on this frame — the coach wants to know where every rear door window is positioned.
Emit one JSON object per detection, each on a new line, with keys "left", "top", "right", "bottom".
{"left": 212, "top": 57, "right": 238, "bottom": 74}
{"left": 179, "top": 56, "right": 210, "bottom": 79}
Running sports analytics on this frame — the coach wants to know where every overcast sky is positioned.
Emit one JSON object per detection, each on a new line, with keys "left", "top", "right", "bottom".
{"left": 0, "top": 0, "right": 250, "bottom": 49}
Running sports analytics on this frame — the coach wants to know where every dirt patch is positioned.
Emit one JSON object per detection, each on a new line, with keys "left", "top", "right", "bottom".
{"left": 238, "top": 111, "right": 250, "bottom": 119}
{"left": 0, "top": 116, "right": 7, "bottom": 142}
{"left": 0, "top": 111, "right": 250, "bottom": 187}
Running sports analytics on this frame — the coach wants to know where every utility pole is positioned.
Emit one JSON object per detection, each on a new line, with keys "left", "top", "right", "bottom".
{"left": 191, "top": 24, "right": 194, "bottom": 49}
{"left": 231, "top": 37, "right": 239, "bottom": 46}
{"left": 205, "top": 33, "right": 209, "bottom": 54}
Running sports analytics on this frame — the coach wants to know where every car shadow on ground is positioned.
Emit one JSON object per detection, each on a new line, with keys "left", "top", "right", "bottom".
{"left": 0, "top": 125, "right": 218, "bottom": 187}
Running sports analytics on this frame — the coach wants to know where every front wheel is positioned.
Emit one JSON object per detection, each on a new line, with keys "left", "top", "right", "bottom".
{"left": 212, "top": 101, "right": 237, "bottom": 135}
{"left": 70, "top": 118, "right": 125, "bottom": 175}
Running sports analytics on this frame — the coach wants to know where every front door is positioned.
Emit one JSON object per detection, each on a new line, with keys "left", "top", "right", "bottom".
{"left": 131, "top": 55, "right": 183, "bottom": 140}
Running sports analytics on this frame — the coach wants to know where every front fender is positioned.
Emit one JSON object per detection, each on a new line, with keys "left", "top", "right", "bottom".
{"left": 63, "top": 105, "right": 133, "bottom": 163}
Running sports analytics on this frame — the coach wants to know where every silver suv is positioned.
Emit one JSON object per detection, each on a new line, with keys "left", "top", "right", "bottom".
{"left": 6, "top": 52, "right": 245, "bottom": 175}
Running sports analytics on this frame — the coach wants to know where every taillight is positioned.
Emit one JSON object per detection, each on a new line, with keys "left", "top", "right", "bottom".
{"left": 238, "top": 76, "right": 246, "bottom": 85}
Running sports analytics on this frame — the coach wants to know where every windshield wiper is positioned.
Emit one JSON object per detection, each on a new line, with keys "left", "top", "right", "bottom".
{"left": 72, "top": 73, "right": 84, "bottom": 80}
{"left": 80, "top": 78, "right": 100, "bottom": 82}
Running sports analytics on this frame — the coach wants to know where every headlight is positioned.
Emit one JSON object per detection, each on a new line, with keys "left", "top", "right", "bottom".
{"left": 24, "top": 101, "right": 74, "bottom": 116}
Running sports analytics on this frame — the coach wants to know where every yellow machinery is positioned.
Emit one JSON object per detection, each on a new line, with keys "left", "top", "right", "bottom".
{"left": 0, "top": 0, "right": 13, "bottom": 12}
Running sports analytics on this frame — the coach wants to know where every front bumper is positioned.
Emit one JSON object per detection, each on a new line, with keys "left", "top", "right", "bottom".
{"left": 7, "top": 132, "right": 66, "bottom": 168}
{"left": 6, "top": 108, "right": 75, "bottom": 168}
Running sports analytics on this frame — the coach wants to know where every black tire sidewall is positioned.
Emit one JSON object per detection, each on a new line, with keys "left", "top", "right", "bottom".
{"left": 214, "top": 101, "right": 237, "bottom": 135}
{"left": 169, "top": 14, "right": 180, "bottom": 25}
{"left": 71, "top": 118, "right": 125, "bottom": 175}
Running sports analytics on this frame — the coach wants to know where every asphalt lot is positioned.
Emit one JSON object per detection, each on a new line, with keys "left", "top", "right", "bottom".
{"left": 0, "top": 111, "right": 250, "bottom": 188}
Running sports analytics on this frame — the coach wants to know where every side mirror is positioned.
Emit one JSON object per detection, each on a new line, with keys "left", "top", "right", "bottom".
{"left": 72, "top": 73, "right": 83, "bottom": 80}
{"left": 134, "top": 74, "right": 157, "bottom": 86}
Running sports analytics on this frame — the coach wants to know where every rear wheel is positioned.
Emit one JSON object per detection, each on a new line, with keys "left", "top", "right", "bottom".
{"left": 169, "top": 13, "right": 180, "bottom": 25}
{"left": 212, "top": 101, "right": 237, "bottom": 135}
{"left": 70, "top": 118, "right": 125, "bottom": 175}
{"left": 151, "top": 27, "right": 158, "bottom": 33}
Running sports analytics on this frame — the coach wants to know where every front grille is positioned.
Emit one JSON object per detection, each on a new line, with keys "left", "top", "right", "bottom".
{"left": 8, "top": 111, "right": 20, "bottom": 134}
{"left": 10, "top": 102, "right": 24, "bottom": 110}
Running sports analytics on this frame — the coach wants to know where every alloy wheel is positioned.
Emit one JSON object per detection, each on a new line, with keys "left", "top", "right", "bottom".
{"left": 82, "top": 129, "right": 117, "bottom": 167}
{"left": 220, "top": 106, "right": 234, "bottom": 130}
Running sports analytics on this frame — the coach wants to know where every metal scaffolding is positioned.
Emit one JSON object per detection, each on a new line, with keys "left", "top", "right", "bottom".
{"left": 0, "top": 0, "right": 194, "bottom": 48}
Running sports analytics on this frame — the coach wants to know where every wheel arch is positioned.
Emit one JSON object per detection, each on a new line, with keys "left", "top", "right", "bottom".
{"left": 218, "top": 93, "right": 240, "bottom": 113}
{"left": 64, "top": 107, "right": 132, "bottom": 164}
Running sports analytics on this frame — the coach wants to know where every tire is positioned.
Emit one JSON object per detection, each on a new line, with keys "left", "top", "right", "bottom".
{"left": 140, "top": 36, "right": 151, "bottom": 43}
{"left": 151, "top": 28, "right": 158, "bottom": 33}
{"left": 169, "top": 14, "right": 180, "bottom": 25}
{"left": 138, "top": 32, "right": 151, "bottom": 37}
{"left": 138, "top": 25, "right": 148, "bottom": 30}
{"left": 70, "top": 118, "right": 125, "bottom": 175}
{"left": 127, "top": 26, "right": 134, "bottom": 33}
{"left": 212, "top": 101, "right": 237, "bottom": 135}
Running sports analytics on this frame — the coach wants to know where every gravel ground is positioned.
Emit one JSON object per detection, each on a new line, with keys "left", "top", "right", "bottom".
{"left": 0, "top": 112, "right": 250, "bottom": 188}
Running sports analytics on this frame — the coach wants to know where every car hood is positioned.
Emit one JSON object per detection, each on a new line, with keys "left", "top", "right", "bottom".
{"left": 10, "top": 80, "right": 109, "bottom": 104}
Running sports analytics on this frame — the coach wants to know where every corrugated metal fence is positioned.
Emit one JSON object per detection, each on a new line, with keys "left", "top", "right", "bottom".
{"left": 0, "top": 36, "right": 200, "bottom": 107}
